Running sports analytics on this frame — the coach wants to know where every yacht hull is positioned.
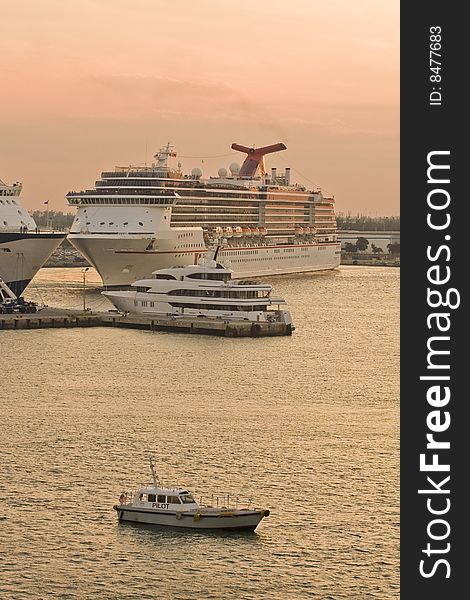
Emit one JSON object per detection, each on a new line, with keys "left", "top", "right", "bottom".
{"left": 114, "top": 505, "right": 267, "bottom": 531}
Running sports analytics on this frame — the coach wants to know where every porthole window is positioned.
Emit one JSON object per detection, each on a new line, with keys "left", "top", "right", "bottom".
{"left": 139, "top": 222, "right": 143, "bottom": 226}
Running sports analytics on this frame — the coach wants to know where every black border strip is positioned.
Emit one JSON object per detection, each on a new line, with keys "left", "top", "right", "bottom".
{"left": 401, "top": 2, "right": 465, "bottom": 596}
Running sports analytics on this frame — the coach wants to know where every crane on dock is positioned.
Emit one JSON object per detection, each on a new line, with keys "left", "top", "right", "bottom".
{"left": 0, "top": 278, "right": 37, "bottom": 314}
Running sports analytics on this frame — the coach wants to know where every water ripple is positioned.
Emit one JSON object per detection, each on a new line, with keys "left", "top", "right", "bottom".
{"left": 0, "top": 266, "right": 399, "bottom": 599}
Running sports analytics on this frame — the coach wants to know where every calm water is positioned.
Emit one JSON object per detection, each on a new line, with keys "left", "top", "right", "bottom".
{"left": 0, "top": 266, "right": 399, "bottom": 599}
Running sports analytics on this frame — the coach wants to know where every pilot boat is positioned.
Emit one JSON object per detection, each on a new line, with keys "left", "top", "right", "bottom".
{"left": 113, "top": 457, "right": 270, "bottom": 531}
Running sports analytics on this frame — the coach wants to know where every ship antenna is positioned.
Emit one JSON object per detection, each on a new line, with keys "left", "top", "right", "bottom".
{"left": 213, "top": 245, "right": 221, "bottom": 261}
{"left": 149, "top": 455, "right": 160, "bottom": 487}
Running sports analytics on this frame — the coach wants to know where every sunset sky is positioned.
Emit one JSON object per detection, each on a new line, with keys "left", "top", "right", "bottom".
{"left": 1, "top": 0, "right": 399, "bottom": 215}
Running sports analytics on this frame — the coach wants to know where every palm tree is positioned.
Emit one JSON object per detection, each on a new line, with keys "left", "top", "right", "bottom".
{"left": 356, "top": 237, "right": 369, "bottom": 252}
{"left": 343, "top": 242, "right": 357, "bottom": 253}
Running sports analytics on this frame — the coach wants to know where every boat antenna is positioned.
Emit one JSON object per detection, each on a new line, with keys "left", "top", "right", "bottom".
{"left": 213, "top": 245, "right": 221, "bottom": 261}
{"left": 149, "top": 455, "right": 160, "bottom": 486}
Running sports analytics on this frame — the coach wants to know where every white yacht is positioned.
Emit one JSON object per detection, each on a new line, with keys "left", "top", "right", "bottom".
{"left": 67, "top": 142, "right": 341, "bottom": 287}
{"left": 0, "top": 177, "right": 65, "bottom": 295}
{"left": 102, "top": 249, "right": 294, "bottom": 328}
{"left": 114, "top": 457, "right": 270, "bottom": 531}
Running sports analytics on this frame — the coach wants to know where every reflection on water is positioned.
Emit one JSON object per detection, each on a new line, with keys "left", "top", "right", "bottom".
{"left": 118, "top": 520, "right": 261, "bottom": 544}
{"left": 1, "top": 266, "right": 399, "bottom": 599}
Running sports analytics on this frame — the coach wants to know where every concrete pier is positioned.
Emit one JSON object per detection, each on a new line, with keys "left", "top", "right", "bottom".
{"left": 0, "top": 308, "right": 293, "bottom": 337}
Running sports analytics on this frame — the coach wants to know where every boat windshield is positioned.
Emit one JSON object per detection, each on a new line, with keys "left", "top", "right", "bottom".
{"left": 181, "top": 494, "right": 196, "bottom": 504}
{"left": 187, "top": 272, "right": 229, "bottom": 282}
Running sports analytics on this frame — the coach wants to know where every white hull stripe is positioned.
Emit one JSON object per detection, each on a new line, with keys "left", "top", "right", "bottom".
{"left": 116, "top": 507, "right": 261, "bottom": 518}
{"left": 115, "top": 242, "right": 339, "bottom": 255}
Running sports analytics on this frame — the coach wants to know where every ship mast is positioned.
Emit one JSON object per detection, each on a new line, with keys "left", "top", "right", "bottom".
{"left": 149, "top": 456, "right": 161, "bottom": 487}
{"left": 153, "top": 142, "right": 176, "bottom": 171}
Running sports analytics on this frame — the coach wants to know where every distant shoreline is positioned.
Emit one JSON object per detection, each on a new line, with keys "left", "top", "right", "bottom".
{"left": 341, "top": 256, "right": 400, "bottom": 267}
{"left": 43, "top": 245, "right": 400, "bottom": 269}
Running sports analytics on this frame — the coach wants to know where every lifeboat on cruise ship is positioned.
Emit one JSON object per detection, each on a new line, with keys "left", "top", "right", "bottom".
{"left": 251, "top": 227, "right": 260, "bottom": 236}
{"left": 241, "top": 227, "right": 252, "bottom": 237}
{"left": 214, "top": 226, "right": 224, "bottom": 237}
{"left": 295, "top": 227, "right": 304, "bottom": 235}
{"left": 259, "top": 227, "right": 268, "bottom": 236}
{"left": 223, "top": 226, "right": 233, "bottom": 238}
{"left": 233, "top": 226, "right": 243, "bottom": 238}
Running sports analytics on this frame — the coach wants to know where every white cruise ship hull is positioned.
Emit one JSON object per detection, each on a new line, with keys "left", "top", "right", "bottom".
{"left": 69, "top": 233, "right": 340, "bottom": 287}
{"left": 67, "top": 232, "right": 205, "bottom": 287}
{"left": 0, "top": 232, "right": 65, "bottom": 295}
{"left": 219, "top": 241, "right": 341, "bottom": 277}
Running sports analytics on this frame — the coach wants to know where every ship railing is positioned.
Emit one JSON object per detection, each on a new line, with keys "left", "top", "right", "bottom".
{"left": 5, "top": 227, "right": 65, "bottom": 234}
{"left": 74, "top": 230, "right": 161, "bottom": 237}
{"left": 117, "top": 489, "right": 259, "bottom": 512}
{"left": 67, "top": 198, "right": 177, "bottom": 207}
{"left": 66, "top": 188, "right": 177, "bottom": 196}
{"left": 101, "top": 170, "right": 178, "bottom": 178}
{"left": 198, "top": 493, "right": 255, "bottom": 511}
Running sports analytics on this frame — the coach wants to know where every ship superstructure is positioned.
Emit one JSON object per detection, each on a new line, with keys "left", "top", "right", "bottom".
{"left": 67, "top": 143, "right": 340, "bottom": 287}
{"left": 0, "top": 177, "right": 65, "bottom": 295}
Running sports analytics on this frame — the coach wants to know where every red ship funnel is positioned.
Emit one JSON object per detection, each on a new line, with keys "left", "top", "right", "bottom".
{"left": 231, "top": 143, "right": 287, "bottom": 177}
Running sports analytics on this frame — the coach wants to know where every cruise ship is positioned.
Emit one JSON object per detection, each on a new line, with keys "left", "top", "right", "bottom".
{"left": 0, "top": 177, "right": 66, "bottom": 295}
{"left": 67, "top": 143, "right": 341, "bottom": 287}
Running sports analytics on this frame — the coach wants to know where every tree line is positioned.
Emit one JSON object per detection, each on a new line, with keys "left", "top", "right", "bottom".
{"left": 336, "top": 214, "right": 400, "bottom": 231}
{"left": 31, "top": 210, "right": 75, "bottom": 230}
{"left": 343, "top": 237, "right": 400, "bottom": 255}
